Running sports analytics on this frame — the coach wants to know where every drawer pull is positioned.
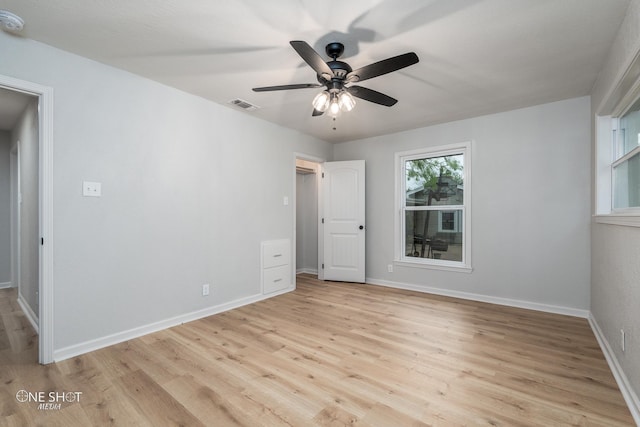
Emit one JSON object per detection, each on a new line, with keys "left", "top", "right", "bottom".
{"left": 273, "top": 254, "right": 282, "bottom": 257}
{"left": 273, "top": 278, "right": 282, "bottom": 283}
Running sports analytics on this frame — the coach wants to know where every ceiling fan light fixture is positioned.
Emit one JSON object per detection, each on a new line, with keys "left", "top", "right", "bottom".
{"left": 328, "top": 93, "right": 341, "bottom": 117}
{"left": 338, "top": 91, "right": 356, "bottom": 112}
{"left": 312, "top": 91, "right": 330, "bottom": 112}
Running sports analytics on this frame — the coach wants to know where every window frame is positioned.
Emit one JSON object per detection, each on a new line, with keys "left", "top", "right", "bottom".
{"left": 394, "top": 141, "right": 472, "bottom": 272}
{"left": 595, "top": 88, "right": 640, "bottom": 227}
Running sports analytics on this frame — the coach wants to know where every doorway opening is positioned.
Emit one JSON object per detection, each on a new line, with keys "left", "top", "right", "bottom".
{"left": 1, "top": 88, "right": 39, "bottom": 363}
{"left": 294, "top": 155, "right": 323, "bottom": 281}
{"left": 0, "top": 75, "right": 54, "bottom": 364}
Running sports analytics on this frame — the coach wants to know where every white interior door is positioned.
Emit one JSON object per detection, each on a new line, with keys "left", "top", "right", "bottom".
{"left": 322, "top": 160, "right": 365, "bottom": 282}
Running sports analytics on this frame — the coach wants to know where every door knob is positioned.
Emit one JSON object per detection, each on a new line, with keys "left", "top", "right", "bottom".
{"left": 359, "top": 225, "right": 364, "bottom": 230}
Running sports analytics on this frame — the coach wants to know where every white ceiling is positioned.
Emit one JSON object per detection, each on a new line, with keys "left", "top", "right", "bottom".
{"left": 0, "top": 0, "right": 630, "bottom": 142}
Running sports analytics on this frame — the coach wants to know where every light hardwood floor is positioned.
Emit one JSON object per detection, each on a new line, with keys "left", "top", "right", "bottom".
{"left": 0, "top": 276, "right": 635, "bottom": 426}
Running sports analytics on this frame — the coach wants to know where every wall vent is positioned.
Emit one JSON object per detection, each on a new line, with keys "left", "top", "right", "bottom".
{"left": 228, "top": 98, "right": 260, "bottom": 111}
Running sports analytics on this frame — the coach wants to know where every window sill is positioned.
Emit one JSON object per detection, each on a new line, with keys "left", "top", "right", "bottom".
{"left": 593, "top": 214, "right": 640, "bottom": 227}
{"left": 394, "top": 260, "right": 473, "bottom": 273}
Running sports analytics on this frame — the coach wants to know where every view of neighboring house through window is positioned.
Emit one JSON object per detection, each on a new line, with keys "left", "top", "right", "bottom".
{"left": 613, "top": 97, "right": 640, "bottom": 210}
{"left": 396, "top": 142, "right": 471, "bottom": 270}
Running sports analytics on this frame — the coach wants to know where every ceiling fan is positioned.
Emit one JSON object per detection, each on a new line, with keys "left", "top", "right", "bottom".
{"left": 252, "top": 41, "right": 419, "bottom": 117}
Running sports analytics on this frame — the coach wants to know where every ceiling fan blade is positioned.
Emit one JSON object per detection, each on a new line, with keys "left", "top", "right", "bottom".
{"left": 253, "top": 83, "right": 323, "bottom": 92}
{"left": 290, "top": 41, "right": 334, "bottom": 79}
{"left": 312, "top": 108, "right": 325, "bottom": 117}
{"left": 347, "top": 85, "right": 398, "bottom": 107}
{"left": 347, "top": 52, "right": 419, "bottom": 83}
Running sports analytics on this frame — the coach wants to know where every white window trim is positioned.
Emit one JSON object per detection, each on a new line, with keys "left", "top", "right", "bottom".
{"left": 394, "top": 141, "right": 472, "bottom": 272}
{"left": 594, "top": 214, "right": 640, "bottom": 227}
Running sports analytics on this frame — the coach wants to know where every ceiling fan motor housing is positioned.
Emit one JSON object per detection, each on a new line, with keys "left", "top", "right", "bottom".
{"left": 325, "top": 42, "right": 345, "bottom": 59}
{"left": 328, "top": 60, "right": 352, "bottom": 79}
{"left": 317, "top": 60, "right": 352, "bottom": 91}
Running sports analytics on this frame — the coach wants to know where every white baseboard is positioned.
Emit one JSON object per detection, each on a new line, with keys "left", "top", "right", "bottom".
{"left": 0, "top": 281, "right": 12, "bottom": 289}
{"left": 589, "top": 314, "right": 640, "bottom": 425}
{"left": 365, "top": 277, "right": 590, "bottom": 319}
{"left": 296, "top": 268, "right": 318, "bottom": 275}
{"left": 17, "top": 293, "right": 39, "bottom": 334}
{"left": 53, "top": 286, "right": 294, "bottom": 362}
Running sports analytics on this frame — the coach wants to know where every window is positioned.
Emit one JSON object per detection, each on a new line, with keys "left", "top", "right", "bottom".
{"left": 395, "top": 142, "right": 471, "bottom": 271}
{"left": 595, "top": 92, "right": 640, "bottom": 226}
{"left": 594, "top": 51, "right": 640, "bottom": 227}
{"left": 613, "top": 98, "right": 640, "bottom": 210}
{"left": 440, "top": 211, "right": 456, "bottom": 231}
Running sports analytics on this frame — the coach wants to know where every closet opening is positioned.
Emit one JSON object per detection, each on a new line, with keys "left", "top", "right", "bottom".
{"left": 295, "top": 157, "right": 321, "bottom": 279}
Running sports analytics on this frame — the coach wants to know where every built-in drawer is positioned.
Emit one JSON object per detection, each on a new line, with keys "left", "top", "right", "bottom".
{"left": 262, "top": 240, "right": 290, "bottom": 269}
{"left": 263, "top": 264, "right": 291, "bottom": 294}
{"left": 261, "top": 239, "right": 291, "bottom": 295}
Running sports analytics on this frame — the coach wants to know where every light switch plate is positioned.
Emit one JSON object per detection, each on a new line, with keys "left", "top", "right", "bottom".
{"left": 82, "top": 181, "right": 102, "bottom": 197}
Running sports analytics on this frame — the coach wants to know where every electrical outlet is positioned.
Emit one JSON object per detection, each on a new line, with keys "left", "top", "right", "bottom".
{"left": 202, "top": 284, "right": 210, "bottom": 296}
{"left": 387, "top": 264, "right": 393, "bottom": 273}
{"left": 621, "top": 329, "right": 626, "bottom": 352}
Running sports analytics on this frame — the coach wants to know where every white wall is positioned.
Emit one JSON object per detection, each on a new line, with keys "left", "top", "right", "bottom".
{"left": 296, "top": 174, "right": 304, "bottom": 270}
{"left": 590, "top": 0, "right": 640, "bottom": 411}
{"left": 0, "top": 32, "right": 333, "bottom": 354}
{"left": 295, "top": 172, "right": 318, "bottom": 273}
{"left": 0, "top": 131, "right": 10, "bottom": 285}
{"left": 334, "top": 97, "right": 592, "bottom": 313}
{"left": 11, "top": 100, "right": 40, "bottom": 317}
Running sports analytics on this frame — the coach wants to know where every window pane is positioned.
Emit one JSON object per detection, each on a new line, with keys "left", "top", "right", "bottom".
{"left": 618, "top": 98, "right": 640, "bottom": 159}
{"left": 405, "top": 154, "right": 463, "bottom": 207}
{"left": 613, "top": 151, "right": 640, "bottom": 209}
{"left": 404, "top": 210, "right": 463, "bottom": 261}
